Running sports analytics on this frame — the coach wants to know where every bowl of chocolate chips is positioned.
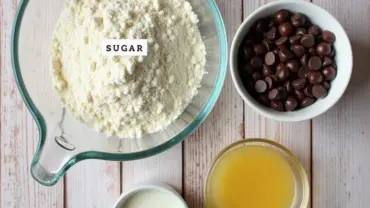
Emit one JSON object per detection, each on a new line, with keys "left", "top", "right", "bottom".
{"left": 230, "top": 0, "right": 352, "bottom": 122}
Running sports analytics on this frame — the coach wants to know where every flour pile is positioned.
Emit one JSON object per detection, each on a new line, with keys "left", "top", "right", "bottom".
{"left": 51, "top": 0, "right": 206, "bottom": 138}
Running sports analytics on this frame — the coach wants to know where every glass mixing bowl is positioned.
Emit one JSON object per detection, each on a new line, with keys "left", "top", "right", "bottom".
{"left": 12, "top": 0, "right": 227, "bottom": 186}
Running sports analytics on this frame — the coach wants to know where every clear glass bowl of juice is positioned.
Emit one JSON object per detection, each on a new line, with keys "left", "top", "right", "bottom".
{"left": 205, "top": 139, "right": 309, "bottom": 208}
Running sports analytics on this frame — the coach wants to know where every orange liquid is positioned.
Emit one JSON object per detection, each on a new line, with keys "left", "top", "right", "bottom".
{"left": 206, "top": 145, "right": 295, "bottom": 208}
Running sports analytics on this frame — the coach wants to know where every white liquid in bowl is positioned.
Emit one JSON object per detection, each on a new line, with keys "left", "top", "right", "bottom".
{"left": 122, "top": 189, "right": 186, "bottom": 208}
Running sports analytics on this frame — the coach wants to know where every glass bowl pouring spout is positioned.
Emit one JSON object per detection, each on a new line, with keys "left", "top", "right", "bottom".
{"left": 12, "top": 0, "right": 227, "bottom": 186}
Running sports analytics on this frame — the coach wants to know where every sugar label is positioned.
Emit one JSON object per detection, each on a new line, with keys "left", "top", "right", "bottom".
{"left": 102, "top": 39, "right": 148, "bottom": 56}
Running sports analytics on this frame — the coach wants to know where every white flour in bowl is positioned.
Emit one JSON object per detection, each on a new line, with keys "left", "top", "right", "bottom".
{"left": 51, "top": 0, "right": 206, "bottom": 138}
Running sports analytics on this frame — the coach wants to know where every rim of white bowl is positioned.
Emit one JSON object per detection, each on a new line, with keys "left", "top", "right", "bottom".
{"left": 230, "top": 0, "right": 353, "bottom": 122}
{"left": 112, "top": 183, "right": 188, "bottom": 208}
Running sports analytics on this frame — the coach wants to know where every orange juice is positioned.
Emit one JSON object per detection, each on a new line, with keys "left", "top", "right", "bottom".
{"left": 206, "top": 145, "right": 295, "bottom": 208}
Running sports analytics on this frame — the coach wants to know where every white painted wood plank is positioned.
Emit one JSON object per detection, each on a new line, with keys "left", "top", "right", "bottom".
{"left": 312, "top": 0, "right": 370, "bottom": 207}
{"left": 184, "top": 0, "right": 244, "bottom": 207}
{"left": 121, "top": 144, "right": 183, "bottom": 193}
{"left": 243, "top": 0, "right": 312, "bottom": 186}
{"left": 66, "top": 161, "right": 121, "bottom": 208}
{"left": 0, "top": 0, "right": 64, "bottom": 207}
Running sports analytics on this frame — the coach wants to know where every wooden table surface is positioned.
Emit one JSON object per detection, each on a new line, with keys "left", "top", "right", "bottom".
{"left": 1, "top": 0, "right": 370, "bottom": 207}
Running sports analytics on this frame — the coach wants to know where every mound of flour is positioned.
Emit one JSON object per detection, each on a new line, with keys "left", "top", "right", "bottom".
{"left": 51, "top": 0, "right": 206, "bottom": 138}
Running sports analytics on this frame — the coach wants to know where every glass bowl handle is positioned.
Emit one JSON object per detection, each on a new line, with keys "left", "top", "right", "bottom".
{"left": 30, "top": 135, "right": 77, "bottom": 186}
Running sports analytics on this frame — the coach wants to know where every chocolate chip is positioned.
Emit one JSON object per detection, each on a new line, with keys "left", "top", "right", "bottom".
{"left": 252, "top": 72, "right": 262, "bottom": 81}
{"left": 275, "top": 37, "right": 289, "bottom": 49}
{"left": 291, "top": 72, "right": 300, "bottom": 80}
{"left": 277, "top": 86, "right": 288, "bottom": 99}
{"left": 268, "top": 18, "right": 275, "bottom": 28}
{"left": 295, "top": 90, "right": 306, "bottom": 101}
{"left": 273, "top": 48, "right": 279, "bottom": 55}
{"left": 304, "top": 84, "right": 314, "bottom": 97}
{"left": 255, "top": 19, "right": 269, "bottom": 33}
{"left": 292, "top": 78, "right": 307, "bottom": 90}
{"left": 285, "top": 96, "right": 298, "bottom": 111}
{"left": 270, "top": 74, "right": 279, "bottom": 82}
{"left": 243, "top": 39, "right": 254, "bottom": 47}
{"left": 308, "top": 25, "right": 322, "bottom": 36}
{"left": 308, "top": 48, "right": 317, "bottom": 56}
{"left": 284, "top": 81, "right": 293, "bottom": 93}
{"left": 243, "top": 47, "right": 254, "bottom": 59}
{"left": 300, "top": 97, "right": 315, "bottom": 107}
{"left": 276, "top": 63, "right": 284, "bottom": 72}
{"left": 291, "top": 13, "right": 306, "bottom": 27}
{"left": 263, "top": 64, "right": 274, "bottom": 76}
{"left": 308, "top": 71, "right": 323, "bottom": 84}
{"left": 274, "top": 9, "right": 290, "bottom": 24}
{"left": 245, "top": 31, "right": 261, "bottom": 45}
{"left": 316, "top": 43, "right": 332, "bottom": 57}
{"left": 289, "top": 35, "right": 302, "bottom": 45}
{"left": 323, "top": 81, "right": 331, "bottom": 90}
{"left": 301, "top": 34, "right": 315, "bottom": 48}
{"left": 245, "top": 81, "right": 255, "bottom": 94}
{"left": 308, "top": 56, "right": 322, "bottom": 70}
{"left": 291, "top": 45, "right": 305, "bottom": 57}
{"left": 286, "top": 59, "right": 301, "bottom": 72}
{"left": 329, "top": 50, "right": 335, "bottom": 58}
{"left": 265, "top": 76, "right": 275, "bottom": 89}
{"left": 316, "top": 35, "right": 323, "bottom": 42}
{"left": 322, "top": 30, "right": 336, "bottom": 43}
{"left": 278, "top": 48, "right": 294, "bottom": 62}
{"left": 250, "top": 56, "right": 263, "bottom": 69}
{"left": 268, "top": 88, "right": 281, "bottom": 100}
{"left": 300, "top": 53, "right": 308, "bottom": 66}
{"left": 312, "top": 84, "right": 328, "bottom": 98}
{"left": 322, "top": 66, "right": 337, "bottom": 81}
{"left": 323, "top": 56, "right": 333, "bottom": 67}
{"left": 279, "top": 22, "right": 294, "bottom": 37}
{"left": 263, "top": 39, "right": 275, "bottom": 51}
{"left": 254, "top": 44, "right": 267, "bottom": 56}
{"left": 271, "top": 100, "right": 285, "bottom": 111}
{"left": 258, "top": 94, "right": 270, "bottom": 106}
{"left": 276, "top": 65, "right": 290, "bottom": 81}
{"left": 265, "top": 27, "right": 278, "bottom": 41}
{"left": 298, "top": 67, "right": 309, "bottom": 78}
{"left": 242, "top": 65, "right": 253, "bottom": 74}
{"left": 296, "top": 28, "right": 307, "bottom": 35}
{"left": 265, "top": 52, "right": 277, "bottom": 66}
{"left": 255, "top": 80, "right": 268, "bottom": 93}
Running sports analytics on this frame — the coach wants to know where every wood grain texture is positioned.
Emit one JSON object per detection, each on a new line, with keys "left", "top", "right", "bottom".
{"left": 243, "top": 0, "right": 312, "bottom": 185}
{"left": 65, "top": 161, "right": 121, "bottom": 208}
{"left": 183, "top": 0, "right": 244, "bottom": 207}
{"left": 121, "top": 144, "right": 183, "bottom": 193}
{"left": 312, "top": 0, "right": 370, "bottom": 207}
{"left": 0, "top": 0, "right": 64, "bottom": 207}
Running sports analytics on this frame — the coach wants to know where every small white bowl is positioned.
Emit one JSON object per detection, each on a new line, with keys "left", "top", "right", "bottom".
{"left": 112, "top": 183, "right": 188, "bottom": 208}
{"left": 230, "top": 0, "right": 352, "bottom": 121}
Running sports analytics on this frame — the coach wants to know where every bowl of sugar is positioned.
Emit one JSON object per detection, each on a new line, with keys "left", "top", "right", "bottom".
{"left": 13, "top": 0, "right": 227, "bottom": 186}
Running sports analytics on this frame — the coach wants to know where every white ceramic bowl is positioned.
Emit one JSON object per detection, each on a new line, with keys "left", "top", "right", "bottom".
{"left": 230, "top": 0, "right": 352, "bottom": 121}
{"left": 112, "top": 183, "right": 188, "bottom": 208}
